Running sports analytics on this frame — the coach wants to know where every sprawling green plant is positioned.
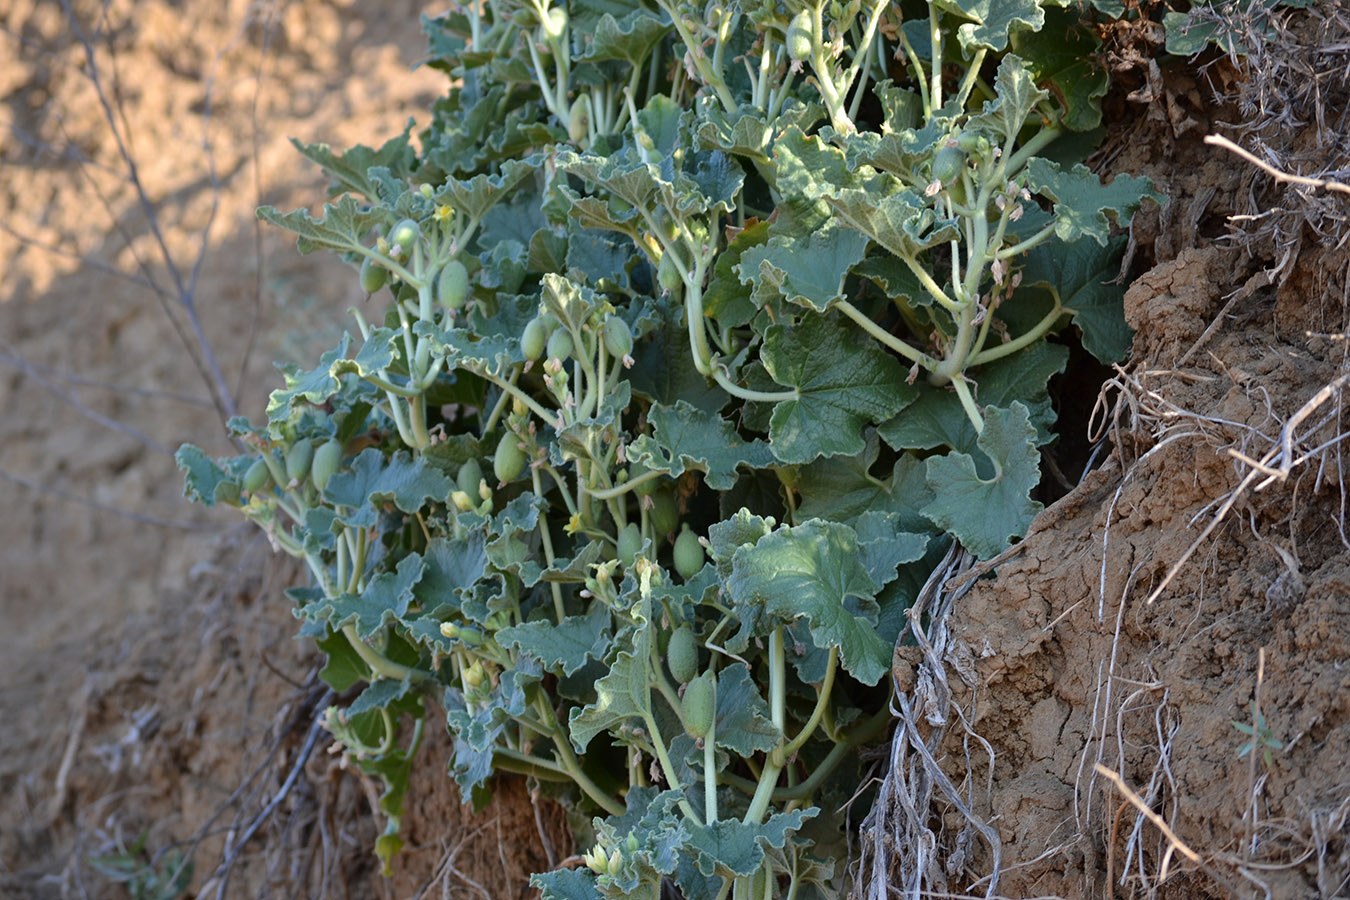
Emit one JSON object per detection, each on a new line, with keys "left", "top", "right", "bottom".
{"left": 179, "top": 0, "right": 1157, "bottom": 894}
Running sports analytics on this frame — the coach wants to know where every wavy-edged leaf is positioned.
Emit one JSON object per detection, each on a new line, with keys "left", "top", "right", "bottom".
{"left": 827, "top": 185, "right": 961, "bottom": 260}
{"left": 727, "top": 520, "right": 890, "bottom": 685}
{"left": 323, "top": 448, "right": 456, "bottom": 528}
{"left": 1011, "top": 12, "right": 1108, "bottom": 132}
{"left": 266, "top": 335, "right": 352, "bottom": 421}
{"left": 498, "top": 603, "right": 612, "bottom": 676}
{"left": 762, "top": 314, "right": 915, "bottom": 464}
{"left": 1021, "top": 234, "right": 1132, "bottom": 363}
{"left": 921, "top": 403, "right": 1043, "bottom": 559}
{"left": 713, "top": 662, "right": 781, "bottom": 755}
{"left": 300, "top": 554, "right": 426, "bottom": 639}
{"left": 684, "top": 808, "right": 817, "bottom": 878}
{"left": 567, "top": 601, "right": 653, "bottom": 751}
{"left": 1026, "top": 158, "right": 1162, "bottom": 245}
{"left": 968, "top": 54, "right": 1049, "bottom": 140}
{"left": 739, "top": 223, "right": 870, "bottom": 313}
{"left": 627, "top": 401, "right": 776, "bottom": 490}
{"left": 935, "top": 0, "right": 1045, "bottom": 51}
{"left": 257, "top": 195, "right": 384, "bottom": 256}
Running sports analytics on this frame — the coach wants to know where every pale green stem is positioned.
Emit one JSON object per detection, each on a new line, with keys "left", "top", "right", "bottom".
{"left": 835, "top": 299, "right": 934, "bottom": 367}
{"left": 642, "top": 710, "right": 704, "bottom": 824}
{"left": 481, "top": 369, "right": 562, "bottom": 430}
{"left": 950, "top": 374, "right": 984, "bottom": 433}
{"left": 531, "top": 466, "right": 568, "bottom": 623}
{"left": 995, "top": 221, "right": 1057, "bottom": 260}
{"left": 587, "top": 467, "right": 664, "bottom": 500}
{"left": 779, "top": 647, "right": 837, "bottom": 759}
{"left": 342, "top": 623, "right": 429, "bottom": 682}
{"left": 711, "top": 365, "right": 799, "bottom": 403}
{"left": 969, "top": 298, "right": 1063, "bottom": 366}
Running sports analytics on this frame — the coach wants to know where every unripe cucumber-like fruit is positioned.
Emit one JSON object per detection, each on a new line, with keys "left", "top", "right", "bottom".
{"left": 437, "top": 260, "right": 469, "bottom": 311}
{"left": 546, "top": 327, "right": 573, "bottom": 362}
{"left": 656, "top": 253, "right": 681, "bottom": 293}
{"left": 957, "top": 131, "right": 990, "bottom": 155}
{"left": 603, "top": 315, "right": 633, "bottom": 359}
{"left": 390, "top": 218, "right": 420, "bottom": 252}
{"left": 360, "top": 257, "right": 388, "bottom": 293}
{"left": 668, "top": 625, "right": 698, "bottom": 683}
{"left": 932, "top": 145, "right": 967, "bottom": 184}
{"left": 673, "top": 525, "right": 705, "bottom": 580}
{"left": 631, "top": 463, "right": 659, "bottom": 498}
{"left": 493, "top": 432, "right": 527, "bottom": 483}
{"left": 617, "top": 522, "right": 642, "bottom": 568}
{"left": 286, "top": 438, "right": 314, "bottom": 482}
{"left": 243, "top": 458, "right": 271, "bottom": 493}
{"left": 457, "top": 458, "right": 484, "bottom": 497}
{"left": 786, "top": 10, "right": 813, "bottom": 62}
{"left": 650, "top": 489, "right": 678, "bottom": 537}
{"left": 312, "top": 439, "right": 343, "bottom": 491}
{"left": 681, "top": 672, "right": 716, "bottom": 739}
{"left": 567, "top": 95, "right": 591, "bottom": 144}
{"left": 521, "top": 317, "right": 547, "bottom": 360}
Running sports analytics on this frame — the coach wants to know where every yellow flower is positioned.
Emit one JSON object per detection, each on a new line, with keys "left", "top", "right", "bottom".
{"left": 564, "top": 512, "right": 582, "bottom": 535}
{"left": 434, "top": 204, "right": 454, "bottom": 222}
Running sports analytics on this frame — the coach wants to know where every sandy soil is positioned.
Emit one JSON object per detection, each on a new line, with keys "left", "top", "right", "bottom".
{"left": 1, "top": 1, "right": 1345, "bottom": 899}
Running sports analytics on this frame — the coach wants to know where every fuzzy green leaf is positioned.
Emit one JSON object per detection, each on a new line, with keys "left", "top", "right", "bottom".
{"left": 568, "top": 603, "right": 653, "bottom": 751}
{"left": 935, "top": 0, "right": 1045, "bottom": 51}
{"left": 921, "top": 403, "right": 1043, "bottom": 559}
{"left": 257, "top": 195, "right": 384, "bottom": 256}
{"left": 1011, "top": 13, "right": 1108, "bottom": 132}
{"left": 627, "top": 401, "right": 776, "bottom": 490}
{"left": 266, "top": 335, "right": 352, "bottom": 422}
{"left": 1026, "top": 158, "right": 1161, "bottom": 245}
{"left": 827, "top": 185, "right": 961, "bottom": 260}
{"left": 739, "top": 223, "right": 870, "bottom": 313}
{"left": 684, "top": 809, "right": 817, "bottom": 877}
{"left": 1021, "top": 235, "right": 1133, "bottom": 363}
{"left": 498, "top": 604, "right": 612, "bottom": 676}
{"left": 302, "top": 554, "right": 427, "bottom": 640}
{"left": 291, "top": 129, "right": 416, "bottom": 200}
{"left": 323, "top": 448, "right": 456, "bottom": 527}
{"left": 968, "top": 54, "right": 1049, "bottom": 140}
{"left": 727, "top": 520, "right": 890, "bottom": 685}
{"left": 713, "top": 662, "right": 781, "bottom": 755}
{"left": 762, "top": 314, "right": 915, "bottom": 464}
{"left": 579, "top": 10, "right": 670, "bottom": 67}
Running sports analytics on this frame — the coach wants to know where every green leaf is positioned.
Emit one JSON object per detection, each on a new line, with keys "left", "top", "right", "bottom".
{"left": 302, "top": 554, "right": 427, "bottom": 640}
{"left": 436, "top": 157, "right": 539, "bottom": 222}
{"left": 627, "top": 401, "right": 776, "bottom": 490}
{"left": 316, "top": 629, "right": 370, "bottom": 691}
{"left": 704, "top": 220, "right": 770, "bottom": 328}
{"left": 727, "top": 520, "right": 890, "bottom": 685}
{"left": 921, "top": 403, "right": 1043, "bottom": 559}
{"left": 796, "top": 434, "right": 934, "bottom": 532}
{"left": 827, "top": 184, "right": 961, "bottom": 261}
{"left": 257, "top": 195, "right": 384, "bottom": 257}
{"left": 684, "top": 808, "right": 817, "bottom": 877}
{"left": 329, "top": 327, "right": 399, "bottom": 379}
{"left": 349, "top": 678, "right": 416, "bottom": 716}
{"left": 532, "top": 869, "right": 602, "bottom": 900}
{"left": 707, "top": 508, "right": 776, "bottom": 575}
{"left": 761, "top": 314, "right": 916, "bottom": 464}
{"left": 291, "top": 128, "right": 416, "bottom": 200}
{"left": 713, "top": 662, "right": 781, "bottom": 755}
{"left": 323, "top": 448, "right": 456, "bottom": 527}
{"left": 265, "top": 335, "right": 352, "bottom": 422}
{"left": 1010, "top": 12, "right": 1108, "bottom": 132}
{"left": 968, "top": 54, "right": 1049, "bottom": 141}
{"left": 854, "top": 510, "right": 930, "bottom": 589}
{"left": 738, "top": 222, "right": 870, "bottom": 313}
{"left": 878, "top": 343, "right": 1068, "bottom": 457}
{"left": 578, "top": 10, "right": 670, "bottom": 67}
{"left": 935, "top": 0, "right": 1045, "bottom": 51}
{"left": 412, "top": 534, "right": 489, "bottom": 615}
{"left": 1021, "top": 235, "right": 1133, "bottom": 363}
{"left": 175, "top": 445, "right": 235, "bottom": 507}
{"left": 568, "top": 601, "right": 653, "bottom": 751}
{"left": 1026, "top": 158, "right": 1161, "bottom": 245}
{"left": 497, "top": 604, "right": 612, "bottom": 676}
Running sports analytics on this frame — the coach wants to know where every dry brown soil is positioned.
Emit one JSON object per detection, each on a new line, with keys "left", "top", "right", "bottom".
{"left": 1, "top": 2, "right": 1346, "bottom": 899}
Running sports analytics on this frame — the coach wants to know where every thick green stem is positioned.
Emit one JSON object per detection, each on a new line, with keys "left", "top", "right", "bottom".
{"left": 969, "top": 298, "right": 1063, "bottom": 365}
{"left": 531, "top": 466, "right": 568, "bottom": 623}
{"left": 779, "top": 647, "right": 836, "bottom": 760}
{"left": 950, "top": 374, "right": 984, "bottom": 433}
{"left": 342, "top": 624, "right": 429, "bottom": 682}
{"left": 711, "top": 365, "right": 799, "bottom": 403}
{"left": 835, "top": 299, "right": 934, "bottom": 368}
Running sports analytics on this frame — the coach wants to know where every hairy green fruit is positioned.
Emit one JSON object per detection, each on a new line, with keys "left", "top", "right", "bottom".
{"left": 311, "top": 439, "right": 342, "bottom": 491}
{"left": 681, "top": 672, "right": 716, "bottom": 739}
{"left": 544, "top": 5, "right": 568, "bottom": 38}
{"left": 546, "top": 327, "right": 573, "bottom": 362}
{"left": 390, "top": 218, "right": 420, "bottom": 252}
{"left": 437, "top": 260, "right": 469, "bottom": 310}
{"left": 603, "top": 314, "right": 633, "bottom": 359}
{"left": 617, "top": 522, "right": 642, "bottom": 568}
{"left": 567, "top": 95, "right": 591, "bottom": 144}
{"left": 656, "top": 252, "right": 681, "bottom": 294}
{"left": 932, "top": 145, "right": 967, "bottom": 184}
{"left": 673, "top": 525, "right": 705, "bottom": 579}
{"left": 521, "top": 317, "right": 547, "bottom": 360}
{"left": 457, "top": 458, "right": 484, "bottom": 497}
{"left": 650, "top": 489, "right": 678, "bottom": 537}
{"left": 493, "top": 433, "right": 527, "bottom": 483}
{"left": 243, "top": 458, "right": 270, "bottom": 493}
{"left": 668, "top": 625, "right": 698, "bottom": 684}
{"left": 786, "top": 10, "right": 812, "bottom": 62}
{"left": 286, "top": 438, "right": 314, "bottom": 483}
{"left": 360, "top": 257, "right": 388, "bottom": 294}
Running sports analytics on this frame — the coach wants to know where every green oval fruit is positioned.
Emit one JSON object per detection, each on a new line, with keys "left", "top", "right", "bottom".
{"left": 437, "top": 260, "right": 469, "bottom": 311}
{"left": 603, "top": 315, "right": 633, "bottom": 359}
{"left": 656, "top": 252, "right": 681, "bottom": 293}
{"left": 457, "top": 458, "right": 484, "bottom": 497}
{"left": 360, "top": 257, "right": 388, "bottom": 293}
{"left": 521, "top": 317, "right": 547, "bottom": 360}
{"left": 957, "top": 131, "right": 990, "bottom": 156}
{"left": 617, "top": 522, "right": 642, "bottom": 568}
{"left": 546, "top": 327, "right": 573, "bottom": 362}
{"left": 312, "top": 439, "right": 342, "bottom": 491}
{"left": 673, "top": 525, "right": 705, "bottom": 580}
{"left": 493, "top": 432, "right": 527, "bottom": 483}
{"left": 285, "top": 438, "right": 314, "bottom": 483}
{"left": 932, "top": 145, "right": 967, "bottom": 184}
{"left": 668, "top": 625, "right": 698, "bottom": 684}
{"left": 649, "top": 489, "right": 678, "bottom": 537}
{"left": 631, "top": 463, "right": 659, "bottom": 498}
{"left": 786, "top": 10, "right": 813, "bottom": 62}
{"left": 567, "top": 95, "right": 591, "bottom": 144}
{"left": 681, "top": 672, "right": 716, "bottom": 738}
{"left": 243, "top": 458, "right": 271, "bottom": 493}
{"left": 390, "top": 218, "right": 420, "bottom": 252}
